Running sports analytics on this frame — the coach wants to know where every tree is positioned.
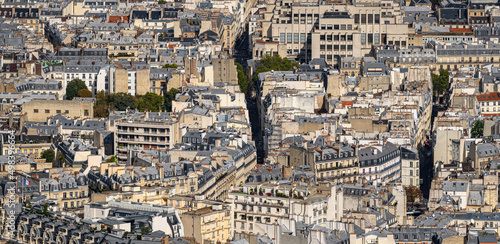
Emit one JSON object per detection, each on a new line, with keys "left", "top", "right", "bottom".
{"left": 43, "top": 203, "right": 48, "bottom": 214}
{"left": 94, "top": 91, "right": 110, "bottom": 118}
{"left": 257, "top": 54, "right": 300, "bottom": 74}
{"left": 140, "top": 227, "right": 150, "bottom": 235}
{"left": 432, "top": 70, "right": 449, "bottom": 95}
{"left": 110, "top": 93, "right": 137, "bottom": 111}
{"left": 236, "top": 63, "right": 248, "bottom": 94}
{"left": 471, "top": 120, "right": 484, "bottom": 138}
{"left": 252, "top": 54, "right": 300, "bottom": 87}
{"left": 404, "top": 186, "right": 423, "bottom": 203}
{"left": 57, "top": 153, "right": 65, "bottom": 166}
{"left": 66, "top": 79, "right": 88, "bottom": 100}
{"left": 135, "top": 92, "right": 164, "bottom": 112}
{"left": 162, "top": 63, "right": 178, "bottom": 69}
{"left": 94, "top": 92, "right": 137, "bottom": 117}
{"left": 41, "top": 149, "right": 55, "bottom": 163}
{"left": 107, "top": 156, "right": 117, "bottom": 162}
{"left": 164, "top": 88, "right": 179, "bottom": 112}
{"left": 76, "top": 89, "right": 92, "bottom": 98}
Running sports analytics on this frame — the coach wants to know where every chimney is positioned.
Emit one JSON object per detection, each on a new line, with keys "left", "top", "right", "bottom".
{"left": 180, "top": 35, "right": 184, "bottom": 41}
{"left": 204, "top": 32, "right": 207, "bottom": 40}
{"left": 131, "top": 59, "right": 134, "bottom": 69}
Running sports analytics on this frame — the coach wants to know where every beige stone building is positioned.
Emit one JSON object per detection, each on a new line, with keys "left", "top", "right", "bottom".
{"left": 181, "top": 205, "right": 232, "bottom": 243}
{"left": 21, "top": 99, "right": 94, "bottom": 122}
{"left": 212, "top": 58, "right": 238, "bottom": 85}
{"left": 252, "top": 0, "right": 408, "bottom": 65}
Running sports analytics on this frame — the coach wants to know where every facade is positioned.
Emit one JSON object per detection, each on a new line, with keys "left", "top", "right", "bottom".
{"left": 359, "top": 142, "right": 401, "bottom": 183}
{"left": 401, "top": 147, "right": 419, "bottom": 187}
{"left": 476, "top": 92, "right": 500, "bottom": 116}
{"left": 39, "top": 171, "right": 90, "bottom": 212}
{"left": 115, "top": 112, "right": 180, "bottom": 159}
{"left": 181, "top": 205, "right": 232, "bottom": 243}
{"left": 21, "top": 99, "right": 94, "bottom": 122}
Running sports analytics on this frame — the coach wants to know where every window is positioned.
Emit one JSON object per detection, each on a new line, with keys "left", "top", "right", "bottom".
{"left": 361, "top": 14, "right": 366, "bottom": 24}
{"left": 368, "top": 14, "right": 373, "bottom": 23}
{"left": 84, "top": 110, "right": 89, "bottom": 116}
{"left": 56, "top": 110, "right": 61, "bottom": 114}
{"left": 45, "top": 109, "right": 50, "bottom": 113}
{"left": 375, "top": 14, "right": 380, "bottom": 24}
{"left": 361, "top": 33, "right": 366, "bottom": 44}
{"left": 300, "top": 33, "right": 306, "bottom": 43}
{"left": 287, "top": 33, "right": 292, "bottom": 43}
{"left": 374, "top": 33, "right": 380, "bottom": 44}
{"left": 294, "top": 33, "right": 299, "bottom": 42}
{"left": 34, "top": 109, "right": 38, "bottom": 113}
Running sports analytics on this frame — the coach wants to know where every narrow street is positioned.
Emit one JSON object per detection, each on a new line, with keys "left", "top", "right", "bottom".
{"left": 234, "top": 26, "right": 265, "bottom": 164}
{"left": 420, "top": 104, "right": 448, "bottom": 200}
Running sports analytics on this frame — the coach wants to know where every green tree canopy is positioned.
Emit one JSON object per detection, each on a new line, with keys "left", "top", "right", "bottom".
{"left": 256, "top": 54, "right": 299, "bottom": 74}
{"left": 164, "top": 88, "right": 179, "bottom": 112}
{"left": 41, "top": 149, "right": 55, "bottom": 163}
{"left": 94, "top": 92, "right": 137, "bottom": 117}
{"left": 432, "top": 70, "right": 449, "bottom": 95}
{"left": 106, "top": 156, "right": 117, "bottom": 162}
{"left": 471, "top": 120, "right": 484, "bottom": 138}
{"left": 66, "top": 79, "right": 88, "bottom": 100}
{"left": 252, "top": 55, "right": 300, "bottom": 85}
{"left": 162, "top": 63, "right": 178, "bottom": 69}
{"left": 76, "top": 89, "right": 93, "bottom": 98}
{"left": 135, "top": 92, "right": 164, "bottom": 112}
{"left": 236, "top": 63, "right": 248, "bottom": 94}
{"left": 141, "top": 227, "right": 150, "bottom": 235}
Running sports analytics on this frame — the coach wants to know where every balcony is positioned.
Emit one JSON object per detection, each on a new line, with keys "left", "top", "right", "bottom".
{"left": 317, "top": 163, "right": 358, "bottom": 172}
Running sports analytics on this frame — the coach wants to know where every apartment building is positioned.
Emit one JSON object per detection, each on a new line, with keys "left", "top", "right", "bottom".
{"left": 476, "top": 92, "right": 500, "bottom": 116}
{"left": 181, "top": 205, "right": 232, "bottom": 243}
{"left": 401, "top": 147, "right": 419, "bottom": 187}
{"left": 313, "top": 145, "right": 359, "bottom": 183}
{"left": 433, "top": 42, "right": 500, "bottom": 71}
{"left": 228, "top": 183, "right": 310, "bottom": 234}
{"left": 3, "top": 142, "right": 52, "bottom": 159}
{"left": 115, "top": 112, "right": 180, "bottom": 160}
{"left": 39, "top": 171, "right": 90, "bottom": 212}
{"left": 359, "top": 142, "right": 401, "bottom": 183}
{"left": 21, "top": 98, "right": 94, "bottom": 122}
